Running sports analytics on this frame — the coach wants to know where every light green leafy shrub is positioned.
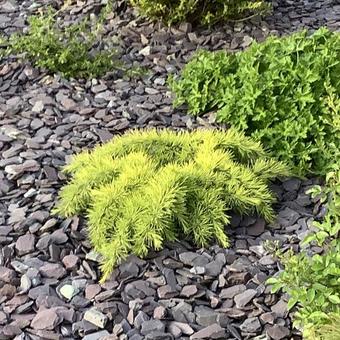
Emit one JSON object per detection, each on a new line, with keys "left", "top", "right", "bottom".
{"left": 3, "top": 4, "right": 121, "bottom": 78}
{"left": 55, "top": 129, "right": 289, "bottom": 281}
{"left": 267, "top": 167, "right": 340, "bottom": 340}
{"left": 170, "top": 28, "right": 340, "bottom": 175}
{"left": 130, "top": 0, "right": 271, "bottom": 26}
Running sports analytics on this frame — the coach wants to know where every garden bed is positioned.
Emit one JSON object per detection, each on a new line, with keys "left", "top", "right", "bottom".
{"left": 0, "top": 0, "right": 339, "bottom": 339}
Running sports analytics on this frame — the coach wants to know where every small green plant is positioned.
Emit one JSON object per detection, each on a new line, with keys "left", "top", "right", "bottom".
{"left": 130, "top": 0, "right": 271, "bottom": 26}
{"left": 267, "top": 167, "right": 340, "bottom": 340}
{"left": 303, "top": 167, "right": 340, "bottom": 246}
{"left": 0, "top": 35, "right": 6, "bottom": 59}
{"left": 55, "top": 128, "right": 289, "bottom": 281}
{"left": 263, "top": 239, "right": 282, "bottom": 257}
{"left": 170, "top": 28, "right": 340, "bottom": 175}
{"left": 267, "top": 245, "right": 340, "bottom": 338}
{"left": 3, "top": 3, "right": 122, "bottom": 78}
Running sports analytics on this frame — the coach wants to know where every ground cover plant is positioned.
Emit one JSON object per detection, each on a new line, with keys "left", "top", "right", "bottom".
{"left": 130, "top": 0, "right": 271, "bottom": 26}
{"left": 55, "top": 128, "right": 289, "bottom": 281}
{"left": 1, "top": 3, "right": 122, "bottom": 79}
{"left": 170, "top": 28, "right": 340, "bottom": 175}
{"left": 267, "top": 167, "right": 340, "bottom": 340}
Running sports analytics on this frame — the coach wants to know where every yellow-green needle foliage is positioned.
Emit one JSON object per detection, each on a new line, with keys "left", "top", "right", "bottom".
{"left": 55, "top": 128, "right": 290, "bottom": 281}
{"left": 308, "top": 313, "right": 340, "bottom": 340}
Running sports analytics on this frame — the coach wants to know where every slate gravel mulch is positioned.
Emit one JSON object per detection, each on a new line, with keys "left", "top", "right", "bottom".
{"left": 0, "top": 0, "right": 339, "bottom": 339}
{"left": 0, "top": 175, "right": 323, "bottom": 340}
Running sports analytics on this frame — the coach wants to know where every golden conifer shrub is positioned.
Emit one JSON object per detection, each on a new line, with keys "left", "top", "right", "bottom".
{"left": 55, "top": 129, "right": 289, "bottom": 281}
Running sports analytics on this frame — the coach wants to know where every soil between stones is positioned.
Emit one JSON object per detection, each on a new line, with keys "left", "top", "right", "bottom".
{"left": 0, "top": 0, "right": 339, "bottom": 339}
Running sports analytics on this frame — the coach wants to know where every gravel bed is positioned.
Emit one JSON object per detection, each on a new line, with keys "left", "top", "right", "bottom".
{"left": 0, "top": 0, "right": 339, "bottom": 339}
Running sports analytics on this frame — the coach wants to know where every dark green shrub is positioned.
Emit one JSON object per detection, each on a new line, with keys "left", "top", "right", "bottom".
{"left": 3, "top": 4, "right": 121, "bottom": 78}
{"left": 55, "top": 128, "right": 289, "bottom": 281}
{"left": 130, "top": 0, "right": 271, "bottom": 26}
{"left": 170, "top": 28, "right": 340, "bottom": 175}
